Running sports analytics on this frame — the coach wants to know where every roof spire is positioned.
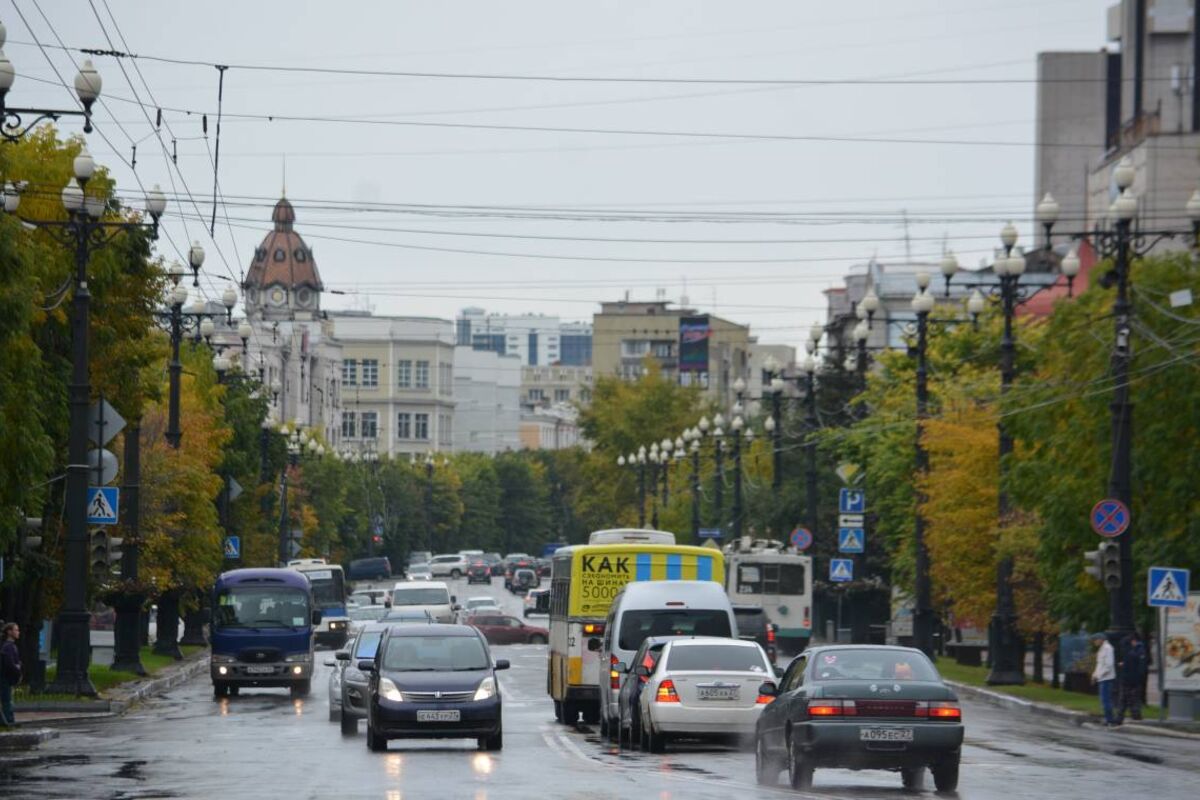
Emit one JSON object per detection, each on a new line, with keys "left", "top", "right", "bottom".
{"left": 281, "top": 154, "right": 287, "bottom": 198}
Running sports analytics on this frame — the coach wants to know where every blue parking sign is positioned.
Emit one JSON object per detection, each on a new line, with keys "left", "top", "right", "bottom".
{"left": 839, "top": 488, "right": 866, "bottom": 514}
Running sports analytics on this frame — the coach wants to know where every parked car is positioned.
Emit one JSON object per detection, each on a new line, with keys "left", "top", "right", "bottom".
{"left": 523, "top": 588, "right": 550, "bottom": 618}
{"left": 327, "top": 622, "right": 389, "bottom": 730}
{"left": 467, "top": 614, "right": 548, "bottom": 645}
{"left": 733, "top": 604, "right": 778, "bottom": 665}
{"left": 362, "top": 623, "right": 509, "bottom": 751}
{"left": 614, "top": 635, "right": 676, "bottom": 745}
{"left": 466, "top": 560, "right": 492, "bottom": 584}
{"left": 754, "top": 645, "right": 963, "bottom": 791}
{"left": 634, "top": 637, "right": 775, "bottom": 752}
{"left": 429, "top": 554, "right": 470, "bottom": 579}
{"left": 509, "top": 568, "right": 539, "bottom": 595}
{"left": 406, "top": 563, "right": 433, "bottom": 581}
{"left": 348, "top": 557, "right": 392, "bottom": 582}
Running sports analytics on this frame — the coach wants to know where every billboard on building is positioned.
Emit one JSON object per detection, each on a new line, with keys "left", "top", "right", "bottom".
{"left": 679, "top": 316, "right": 711, "bottom": 372}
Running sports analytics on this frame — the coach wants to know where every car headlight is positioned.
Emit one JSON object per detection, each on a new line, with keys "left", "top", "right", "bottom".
{"left": 211, "top": 654, "right": 234, "bottom": 664}
{"left": 329, "top": 621, "right": 346, "bottom": 631}
{"left": 380, "top": 677, "right": 404, "bottom": 703}
{"left": 473, "top": 677, "right": 497, "bottom": 702}
{"left": 284, "top": 653, "right": 310, "bottom": 663}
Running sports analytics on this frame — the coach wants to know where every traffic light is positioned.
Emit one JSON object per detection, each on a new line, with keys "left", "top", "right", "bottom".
{"left": 89, "top": 531, "right": 123, "bottom": 578}
{"left": 1083, "top": 549, "right": 1102, "bottom": 582}
{"left": 1100, "top": 541, "right": 1121, "bottom": 590}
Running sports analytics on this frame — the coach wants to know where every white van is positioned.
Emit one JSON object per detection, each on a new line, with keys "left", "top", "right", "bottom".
{"left": 390, "top": 580, "right": 456, "bottom": 623}
{"left": 598, "top": 580, "right": 737, "bottom": 735}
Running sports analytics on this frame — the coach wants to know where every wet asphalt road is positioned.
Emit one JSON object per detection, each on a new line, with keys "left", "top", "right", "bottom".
{"left": 3, "top": 576, "right": 1199, "bottom": 800}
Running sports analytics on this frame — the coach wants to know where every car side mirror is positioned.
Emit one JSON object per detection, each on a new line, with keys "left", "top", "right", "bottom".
{"left": 357, "top": 660, "right": 375, "bottom": 672}
{"left": 494, "top": 659, "right": 510, "bottom": 671}
{"left": 311, "top": 610, "right": 323, "bottom": 625}
{"left": 587, "top": 638, "right": 602, "bottom": 652}
{"left": 758, "top": 681, "right": 779, "bottom": 697}
{"left": 450, "top": 595, "right": 457, "bottom": 604}
{"left": 615, "top": 662, "right": 629, "bottom": 674}
{"left": 335, "top": 651, "right": 351, "bottom": 661}
{"left": 634, "top": 664, "right": 651, "bottom": 677}
{"left": 774, "top": 665, "right": 786, "bottom": 679}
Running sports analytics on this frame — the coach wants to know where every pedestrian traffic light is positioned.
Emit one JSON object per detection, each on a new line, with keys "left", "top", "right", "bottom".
{"left": 1100, "top": 541, "right": 1121, "bottom": 590}
{"left": 1083, "top": 549, "right": 1102, "bottom": 582}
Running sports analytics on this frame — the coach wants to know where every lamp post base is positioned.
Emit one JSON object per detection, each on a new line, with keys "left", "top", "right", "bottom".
{"left": 179, "top": 591, "right": 208, "bottom": 647}
{"left": 986, "top": 613, "right": 1026, "bottom": 686}
{"left": 152, "top": 589, "right": 184, "bottom": 660}
{"left": 45, "top": 609, "right": 97, "bottom": 696}
{"left": 110, "top": 593, "right": 147, "bottom": 675}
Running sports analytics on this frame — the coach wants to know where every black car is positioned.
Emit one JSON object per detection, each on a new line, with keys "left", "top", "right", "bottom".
{"left": 465, "top": 561, "right": 492, "bottom": 584}
{"left": 733, "top": 605, "right": 778, "bottom": 664}
{"left": 348, "top": 556, "right": 392, "bottom": 582}
{"left": 755, "top": 645, "right": 962, "bottom": 792}
{"left": 361, "top": 623, "right": 509, "bottom": 752}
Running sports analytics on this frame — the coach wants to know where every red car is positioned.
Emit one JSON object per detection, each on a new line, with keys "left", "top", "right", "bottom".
{"left": 467, "top": 614, "right": 548, "bottom": 645}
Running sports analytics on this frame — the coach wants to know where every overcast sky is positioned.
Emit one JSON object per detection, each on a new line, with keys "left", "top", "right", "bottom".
{"left": 6, "top": 0, "right": 1110, "bottom": 349}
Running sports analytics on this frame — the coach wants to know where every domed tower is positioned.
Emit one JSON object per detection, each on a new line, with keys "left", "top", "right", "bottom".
{"left": 243, "top": 196, "right": 323, "bottom": 321}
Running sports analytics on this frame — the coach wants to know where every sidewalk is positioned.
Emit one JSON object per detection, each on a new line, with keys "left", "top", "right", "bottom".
{"left": 0, "top": 647, "right": 209, "bottom": 750}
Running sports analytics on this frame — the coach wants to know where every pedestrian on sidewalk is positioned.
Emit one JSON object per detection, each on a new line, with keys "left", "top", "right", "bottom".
{"left": 1090, "top": 632, "right": 1117, "bottom": 726}
{"left": 0, "top": 621, "right": 22, "bottom": 727}
{"left": 1117, "top": 630, "right": 1148, "bottom": 723}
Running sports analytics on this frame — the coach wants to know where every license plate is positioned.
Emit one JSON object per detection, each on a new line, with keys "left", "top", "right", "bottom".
{"left": 697, "top": 687, "right": 739, "bottom": 701}
{"left": 245, "top": 665, "right": 275, "bottom": 675}
{"left": 859, "top": 727, "right": 913, "bottom": 742}
{"left": 416, "top": 710, "right": 461, "bottom": 722}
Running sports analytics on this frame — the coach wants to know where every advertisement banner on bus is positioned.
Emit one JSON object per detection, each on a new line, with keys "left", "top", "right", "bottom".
{"left": 568, "top": 546, "right": 721, "bottom": 617}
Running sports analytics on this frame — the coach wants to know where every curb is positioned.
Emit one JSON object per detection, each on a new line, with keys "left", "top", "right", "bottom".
{"left": 0, "top": 728, "right": 60, "bottom": 751}
{"left": 15, "top": 700, "right": 113, "bottom": 713}
{"left": 106, "top": 650, "right": 210, "bottom": 713}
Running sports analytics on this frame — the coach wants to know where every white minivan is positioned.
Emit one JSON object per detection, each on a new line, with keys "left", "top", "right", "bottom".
{"left": 390, "top": 580, "right": 457, "bottom": 623}
{"left": 598, "top": 580, "right": 738, "bottom": 736}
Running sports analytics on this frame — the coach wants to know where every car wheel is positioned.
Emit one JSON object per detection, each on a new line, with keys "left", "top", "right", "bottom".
{"left": 599, "top": 712, "right": 610, "bottom": 739}
{"left": 212, "top": 681, "right": 228, "bottom": 699}
{"left": 529, "top": 634, "right": 547, "bottom": 645}
{"left": 450, "top": 569, "right": 462, "bottom": 579}
{"left": 479, "top": 726, "right": 503, "bottom": 751}
{"left": 931, "top": 758, "right": 960, "bottom": 792}
{"left": 582, "top": 704, "right": 600, "bottom": 725}
{"left": 629, "top": 707, "right": 642, "bottom": 750}
{"left": 228, "top": 686, "right": 239, "bottom": 696}
{"left": 645, "top": 719, "right": 666, "bottom": 753}
{"left": 366, "top": 723, "right": 388, "bottom": 752}
{"left": 755, "top": 735, "right": 781, "bottom": 786}
{"left": 290, "top": 680, "right": 311, "bottom": 698}
{"left": 901, "top": 766, "right": 925, "bottom": 790}
{"left": 341, "top": 712, "right": 357, "bottom": 736}
{"left": 787, "top": 734, "right": 813, "bottom": 790}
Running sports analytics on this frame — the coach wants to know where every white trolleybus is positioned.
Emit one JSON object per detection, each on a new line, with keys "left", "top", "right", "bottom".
{"left": 723, "top": 538, "right": 813, "bottom": 651}
{"left": 286, "top": 559, "right": 350, "bottom": 648}
{"left": 547, "top": 529, "right": 725, "bottom": 725}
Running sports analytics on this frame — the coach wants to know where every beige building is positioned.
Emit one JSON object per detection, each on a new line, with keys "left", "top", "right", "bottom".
{"left": 519, "top": 404, "right": 582, "bottom": 450}
{"left": 330, "top": 312, "right": 456, "bottom": 459}
{"left": 521, "top": 364, "right": 593, "bottom": 408}
{"left": 592, "top": 299, "right": 751, "bottom": 409}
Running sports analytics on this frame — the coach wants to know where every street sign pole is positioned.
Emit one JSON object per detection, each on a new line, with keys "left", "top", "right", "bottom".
{"left": 1159, "top": 606, "right": 1167, "bottom": 722}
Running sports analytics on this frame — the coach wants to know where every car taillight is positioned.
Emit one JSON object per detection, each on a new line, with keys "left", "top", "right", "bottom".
{"left": 806, "top": 699, "right": 857, "bottom": 717}
{"left": 766, "top": 625, "right": 776, "bottom": 644}
{"left": 923, "top": 701, "right": 961, "bottom": 721}
{"left": 582, "top": 623, "right": 605, "bottom": 636}
{"left": 755, "top": 693, "right": 775, "bottom": 705}
{"left": 655, "top": 680, "right": 680, "bottom": 703}
{"left": 610, "top": 655, "right": 621, "bottom": 690}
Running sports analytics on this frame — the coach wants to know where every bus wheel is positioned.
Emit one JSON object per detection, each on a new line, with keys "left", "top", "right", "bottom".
{"left": 553, "top": 700, "right": 563, "bottom": 722}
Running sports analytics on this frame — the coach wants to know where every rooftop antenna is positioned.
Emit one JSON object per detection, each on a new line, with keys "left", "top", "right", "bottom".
{"left": 901, "top": 208, "right": 912, "bottom": 262}
{"left": 680, "top": 276, "right": 690, "bottom": 307}
{"left": 282, "top": 154, "right": 287, "bottom": 197}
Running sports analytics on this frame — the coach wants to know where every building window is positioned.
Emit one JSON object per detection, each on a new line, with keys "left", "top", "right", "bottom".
{"left": 361, "top": 411, "right": 378, "bottom": 439}
{"left": 361, "top": 359, "right": 378, "bottom": 387}
{"left": 554, "top": 388, "right": 570, "bottom": 403}
{"left": 579, "top": 389, "right": 592, "bottom": 404}
{"left": 529, "top": 388, "right": 546, "bottom": 403}
{"left": 397, "top": 412, "right": 411, "bottom": 439}
{"left": 397, "top": 360, "right": 412, "bottom": 388}
{"left": 415, "top": 360, "right": 430, "bottom": 389}
{"left": 439, "top": 413, "right": 452, "bottom": 446}
{"left": 439, "top": 363, "right": 453, "bottom": 396}
{"left": 342, "top": 360, "right": 357, "bottom": 386}
{"left": 341, "top": 412, "right": 357, "bottom": 439}
{"left": 415, "top": 413, "right": 429, "bottom": 440}
{"left": 621, "top": 340, "right": 650, "bottom": 358}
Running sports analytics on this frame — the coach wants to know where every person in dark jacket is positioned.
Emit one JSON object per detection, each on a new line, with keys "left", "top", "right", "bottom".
{"left": 1117, "top": 630, "right": 1148, "bottom": 723}
{"left": 0, "top": 622, "right": 21, "bottom": 727}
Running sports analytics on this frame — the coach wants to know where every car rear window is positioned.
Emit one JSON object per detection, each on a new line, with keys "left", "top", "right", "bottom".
{"left": 665, "top": 644, "right": 768, "bottom": 673}
{"left": 392, "top": 587, "right": 450, "bottom": 606}
{"left": 734, "top": 610, "right": 765, "bottom": 632}
{"left": 811, "top": 649, "right": 939, "bottom": 682}
{"left": 618, "top": 609, "right": 732, "bottom": 652}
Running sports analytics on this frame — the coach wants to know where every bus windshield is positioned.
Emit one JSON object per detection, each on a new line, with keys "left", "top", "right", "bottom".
{"left": 214, "top": 587, "right": 310, "bottom": 629}
{"left": 299, "top": 568, "right": 345, "bottom": 608}
{"left": 735, "top": 562, "right": 806, "bottom": 595}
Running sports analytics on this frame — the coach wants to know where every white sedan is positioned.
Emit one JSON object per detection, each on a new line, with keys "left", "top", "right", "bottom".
{"left": 636, "top": 637, "right": 776, "bottom": 753}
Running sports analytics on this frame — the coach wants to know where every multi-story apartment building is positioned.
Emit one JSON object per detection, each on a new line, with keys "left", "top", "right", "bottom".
{"left": 331, "top": 312, "right": 456, "bottom": 459}
{"left": 456, "top": 307, "right": 593, "bottom": 366}
{"left": 520, "top": 364, "right": 593, "bottom": 408}
{"left": 591, "top": 298, "right": 751, "bottom": 409}
{"left": 453, "top": 346, "right": 522, "bottom": 454}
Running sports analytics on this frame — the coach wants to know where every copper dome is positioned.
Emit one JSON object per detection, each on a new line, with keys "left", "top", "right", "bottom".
{"left": 245, "top": 197, "right": 321, "bottom": 291}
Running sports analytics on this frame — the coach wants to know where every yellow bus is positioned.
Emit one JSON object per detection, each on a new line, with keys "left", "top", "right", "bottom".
{"left": 547, "top": 530, "right": 724, "bottom": 724}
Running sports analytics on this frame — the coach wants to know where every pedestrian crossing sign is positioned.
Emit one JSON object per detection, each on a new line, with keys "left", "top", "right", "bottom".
{"left": 224, "top": 536, "right": 241, "bottom": 560}
{"left": 1147, "top": 567, "right": 1189, "bottom": 608}
{"left": 838, "top": 528, "right": 865, "bottom": 554}
{"left": 830, "top": 558, "right": 854, "bottom": 583}
{"left": 86, "top": 486, "right": 119, "bottom": 525}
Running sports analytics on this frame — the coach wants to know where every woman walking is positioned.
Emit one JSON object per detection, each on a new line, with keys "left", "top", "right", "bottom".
{"left": 0, "top": 621, "right": 22, "bottom": 727}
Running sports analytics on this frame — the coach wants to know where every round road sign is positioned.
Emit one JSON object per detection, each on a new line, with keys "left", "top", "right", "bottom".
{"left": 1091, "top": 498, "right": 1130, "bottom": 538}
{"left": 790, "top": 527, "right": 813, "bottom": 551}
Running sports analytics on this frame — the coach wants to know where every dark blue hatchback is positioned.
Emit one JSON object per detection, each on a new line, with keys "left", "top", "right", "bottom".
{"left": 361, "top": 623, "right": 509, "bottom": 752}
